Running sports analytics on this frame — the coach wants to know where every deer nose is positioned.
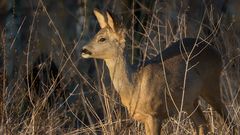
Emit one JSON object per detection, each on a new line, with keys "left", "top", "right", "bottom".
{"left": 81, "top": 48, "right": 92, "bottom": 55}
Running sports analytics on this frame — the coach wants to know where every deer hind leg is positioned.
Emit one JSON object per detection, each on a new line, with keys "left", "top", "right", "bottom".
{"left": 213, "top": 102, "right": 238, "bottom": 135}
{"left": 203, "top": 92, "right": 237, "bottom": 134}
{"left": 185, "top": 99, "right": 209, "bottom": 135}
{"left": 145, "top": 116, "right": 162, "bottom": 135}
{"left": 202, "top": 82, "right": 236, "bottom": 134}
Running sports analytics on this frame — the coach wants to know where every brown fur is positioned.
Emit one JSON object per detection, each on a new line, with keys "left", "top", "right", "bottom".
{"left": 81, "top": 10, "right": 233, "bottom": 135}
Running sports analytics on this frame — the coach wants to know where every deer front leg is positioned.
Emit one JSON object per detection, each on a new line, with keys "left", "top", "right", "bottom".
{"left": 145, "top": 116, "right": 162, "bottom": 135}
{"left": 144, "top": 122, "right": 151, "bottom": 135}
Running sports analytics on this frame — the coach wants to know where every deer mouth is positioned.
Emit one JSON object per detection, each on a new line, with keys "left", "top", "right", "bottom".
{"left": 81, "top": 48, "right": 93, "bottom": 58}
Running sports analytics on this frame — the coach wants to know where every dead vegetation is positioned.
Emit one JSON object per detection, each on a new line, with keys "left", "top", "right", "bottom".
{"left": 0, "top": 0, "right": 239, "bottom": 135}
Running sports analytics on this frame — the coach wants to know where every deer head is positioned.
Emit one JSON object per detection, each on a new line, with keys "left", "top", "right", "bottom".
{"left": 81, "top": 10, "right": 126, "bottom": 59}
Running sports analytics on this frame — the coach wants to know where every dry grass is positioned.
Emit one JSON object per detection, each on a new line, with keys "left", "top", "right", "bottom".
{"left": 0, "top": 0, "right": 240, "bottom": 135}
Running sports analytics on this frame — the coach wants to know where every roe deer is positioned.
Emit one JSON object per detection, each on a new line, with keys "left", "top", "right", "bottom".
{"left": 81, "top": 10, "right": 234, "bottom": 135}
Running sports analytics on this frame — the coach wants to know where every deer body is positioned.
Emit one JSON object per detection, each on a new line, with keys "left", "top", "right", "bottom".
{"left": 81, "top": 10, "right": 232, "bottom": 135}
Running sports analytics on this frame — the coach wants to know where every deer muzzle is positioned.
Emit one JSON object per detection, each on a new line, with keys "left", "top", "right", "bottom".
{"left": 81, "top": 47, "right": 92, "bottom": 58}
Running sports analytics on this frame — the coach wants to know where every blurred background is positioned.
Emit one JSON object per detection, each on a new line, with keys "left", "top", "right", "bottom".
{"left": 0, "top": 0, "right": 239, "bottom": 134}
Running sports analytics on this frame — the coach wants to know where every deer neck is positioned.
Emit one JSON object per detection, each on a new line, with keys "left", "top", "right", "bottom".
{"left": 104, "top": 53, "right": 134, "bottom": 104}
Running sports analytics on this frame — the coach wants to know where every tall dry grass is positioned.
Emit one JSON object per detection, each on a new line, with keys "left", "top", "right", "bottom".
{"left": 0, "top": 0, "right": 240, "bottom": 135}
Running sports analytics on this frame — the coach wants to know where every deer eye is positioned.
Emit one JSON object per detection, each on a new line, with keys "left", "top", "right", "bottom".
{"left": 99, "top": 37, "right": 106, "bottom": 42}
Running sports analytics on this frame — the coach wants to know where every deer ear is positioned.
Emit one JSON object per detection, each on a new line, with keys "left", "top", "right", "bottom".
{"left": 94, "top": 9, "right": 107, "bottom": 28}
{"left": 106, "top": 12, "right": 115, "bottom": 32}
{"left": 117, "top": 27, "right": 126, "bottom": 44}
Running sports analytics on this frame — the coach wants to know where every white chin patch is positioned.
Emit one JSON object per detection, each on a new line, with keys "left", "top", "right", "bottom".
{"left": 81, "top": 53, "right": 91, "bottom": 58}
